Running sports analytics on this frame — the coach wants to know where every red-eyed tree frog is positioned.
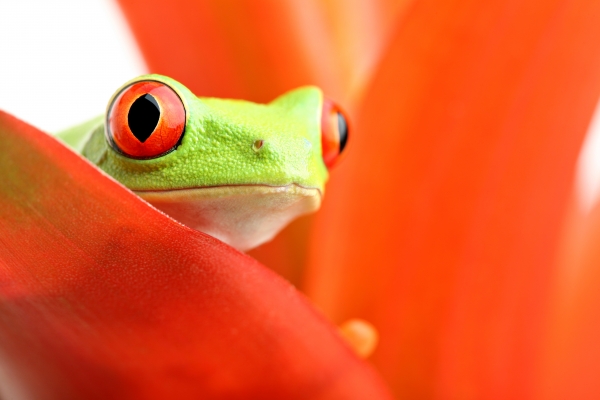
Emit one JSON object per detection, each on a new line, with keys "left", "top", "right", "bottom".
{"left": 56, "top": 74, "right": 348, "bottom": 251}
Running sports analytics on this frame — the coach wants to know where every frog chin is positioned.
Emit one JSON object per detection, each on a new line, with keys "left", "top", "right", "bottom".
{"left": 134, "top": 184, "right": 322, "bottom": 251}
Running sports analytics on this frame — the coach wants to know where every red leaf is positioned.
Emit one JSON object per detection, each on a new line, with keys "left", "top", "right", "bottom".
{"left": 0, "top": 111, "right": 392, "bottom": 399}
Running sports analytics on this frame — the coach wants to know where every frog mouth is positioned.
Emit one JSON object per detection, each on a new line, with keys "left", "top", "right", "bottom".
{"left": 134, "top": 184, "right": 322, "bottom": 251}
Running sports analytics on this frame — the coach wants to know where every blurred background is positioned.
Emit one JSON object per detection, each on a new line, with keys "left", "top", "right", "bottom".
{"left": 2, "top": 0, "right": 600, "bottom": 398}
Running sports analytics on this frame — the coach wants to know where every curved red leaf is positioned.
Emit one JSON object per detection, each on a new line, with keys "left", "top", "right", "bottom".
{"left": 0, "top": 112, "right": 392, "bottom": 399}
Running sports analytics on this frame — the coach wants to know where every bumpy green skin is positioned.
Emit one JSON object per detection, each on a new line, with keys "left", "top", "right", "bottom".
{"left": 60, "top": 74, "right": 329, "bottom": 194}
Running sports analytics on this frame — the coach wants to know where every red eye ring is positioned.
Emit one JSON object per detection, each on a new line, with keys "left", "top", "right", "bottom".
{"left": 321, "top": 98, "right": 349, "bottom": 168}
{"left": 106, "top": 80, "right": 186, "bottom": 159}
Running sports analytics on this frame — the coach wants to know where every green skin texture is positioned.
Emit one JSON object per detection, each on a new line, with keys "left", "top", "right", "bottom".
{"left": 58, "top": 74, "right": 329, "bottom": 195}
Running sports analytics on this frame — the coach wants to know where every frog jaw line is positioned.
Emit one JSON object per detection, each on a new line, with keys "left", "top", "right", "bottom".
{"left": 135, "top": 184, "right": 321, "bottom": 251}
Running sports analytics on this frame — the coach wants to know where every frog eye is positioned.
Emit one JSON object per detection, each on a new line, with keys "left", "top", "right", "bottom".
{"left": 321, "top": 98, "right": 349, "bottom": 168}
{"left": 106, "top": 80, "right": 186, "bottom": 159}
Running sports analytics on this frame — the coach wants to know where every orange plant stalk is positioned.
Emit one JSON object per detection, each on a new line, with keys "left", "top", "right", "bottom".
{"left": 306, "top": 1, "right": 600, "bottom": 398}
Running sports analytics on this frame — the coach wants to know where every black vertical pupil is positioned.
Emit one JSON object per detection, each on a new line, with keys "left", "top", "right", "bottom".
{"left": 128, "top": 94, "right": 160, "bottom": 143}
{"left": 337, "top": 112, "right": 349, "bottom": 153}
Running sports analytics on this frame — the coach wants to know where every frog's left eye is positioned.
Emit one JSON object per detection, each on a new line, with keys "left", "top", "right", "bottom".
{"left": 321, "top": 98, "right": 349, "bottom": 168}
{"left": 106, "top": 80, "right": 186, "bottom": 159}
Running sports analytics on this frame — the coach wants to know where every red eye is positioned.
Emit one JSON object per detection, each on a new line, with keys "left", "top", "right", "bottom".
{"left": 321, "top": 98, "right": 349, "bottom": 168}
{"left": 106, "top": 80, "right": 186, "bottom": 159}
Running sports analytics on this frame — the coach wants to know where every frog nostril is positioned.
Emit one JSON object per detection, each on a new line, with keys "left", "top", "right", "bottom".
{"left": 252, "top": 139, "right": 264, "bottom": 152}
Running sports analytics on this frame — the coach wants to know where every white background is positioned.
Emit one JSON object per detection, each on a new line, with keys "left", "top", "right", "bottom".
{"left": 0, "top": 0, "right": 146, "bottom": 133}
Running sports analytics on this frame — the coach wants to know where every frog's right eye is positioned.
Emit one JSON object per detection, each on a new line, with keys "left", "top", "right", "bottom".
{"left": 321, "top": 98, "right": 349, "bottom": 168}
{"left": 106, "top": 80, "right": 186, "bottom": 159}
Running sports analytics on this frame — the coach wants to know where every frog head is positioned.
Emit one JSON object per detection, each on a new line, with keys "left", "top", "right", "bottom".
{"left": 81, "top": 74, "right": 348, "bottom": 251}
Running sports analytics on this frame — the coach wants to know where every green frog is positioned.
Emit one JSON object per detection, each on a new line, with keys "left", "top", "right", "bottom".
{"left": 57, "top": 74, "right": 348, "bottom": 251}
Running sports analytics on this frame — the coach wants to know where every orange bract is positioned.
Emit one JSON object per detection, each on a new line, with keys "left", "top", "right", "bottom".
{"left": 107, "top": 81, "right": 185, "bottom": 159}
{"left": 305, "top": 1, "right": 600, "bottom": 398}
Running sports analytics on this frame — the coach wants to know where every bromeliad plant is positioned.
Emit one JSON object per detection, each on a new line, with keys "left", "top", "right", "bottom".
{"left": 3, "top": 0, "right": 600, "bottom": 398}
{"left": 117, "top": 0, "right": 600, "bottom": 399}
